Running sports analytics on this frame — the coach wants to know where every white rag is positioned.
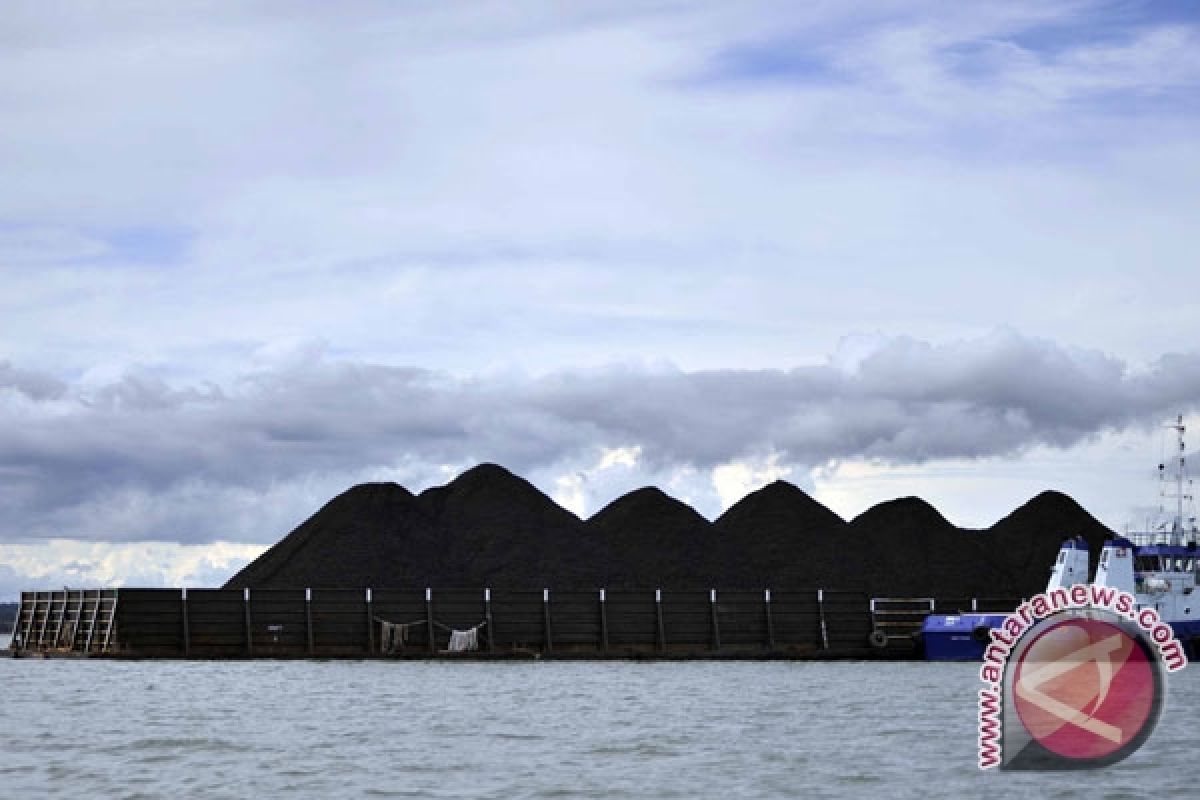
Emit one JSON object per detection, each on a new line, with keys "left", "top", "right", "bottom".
{"left": 447, "top": 627, "right": 479, "bottom": 652}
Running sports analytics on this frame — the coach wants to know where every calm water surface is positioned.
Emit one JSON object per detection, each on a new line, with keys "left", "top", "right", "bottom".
{"left": 0, "top": 657, "right": 1195, "bottom": 799}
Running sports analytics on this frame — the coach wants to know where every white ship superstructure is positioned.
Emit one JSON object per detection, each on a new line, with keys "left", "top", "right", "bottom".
{"left": 1092, "top": 415, "right": 1199, "bottom": 644}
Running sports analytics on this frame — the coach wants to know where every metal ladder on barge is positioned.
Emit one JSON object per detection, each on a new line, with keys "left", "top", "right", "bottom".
{"left": 9, "top": 589, "right": 119, "bottom": 655}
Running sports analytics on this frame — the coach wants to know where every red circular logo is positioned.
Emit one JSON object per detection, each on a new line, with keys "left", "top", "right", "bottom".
{"left": 1012, "top": 617, "right": 1156, "bottom": 761}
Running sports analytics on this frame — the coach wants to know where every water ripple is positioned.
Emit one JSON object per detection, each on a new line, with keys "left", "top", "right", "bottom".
{"left": 0, "top": 659, "right": 1195, "bottom": 798}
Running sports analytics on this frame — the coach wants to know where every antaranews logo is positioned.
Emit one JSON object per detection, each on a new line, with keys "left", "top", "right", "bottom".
{"left": 977, "top": 584, "right": 1187, "bottom": 770}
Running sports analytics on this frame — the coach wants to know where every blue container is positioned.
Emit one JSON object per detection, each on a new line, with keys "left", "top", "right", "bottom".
{"left": 921, "top": 613, "right": 1008, "bottom": 661}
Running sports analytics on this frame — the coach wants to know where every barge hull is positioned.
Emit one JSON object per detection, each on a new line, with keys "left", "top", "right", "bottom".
{"left": 9, "top": 588, "right": 1020, "bottom": 660}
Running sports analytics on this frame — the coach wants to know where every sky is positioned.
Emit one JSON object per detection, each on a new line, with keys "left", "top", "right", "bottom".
{"left": 2, "top": 1, "right": 1200, "bottom": 599}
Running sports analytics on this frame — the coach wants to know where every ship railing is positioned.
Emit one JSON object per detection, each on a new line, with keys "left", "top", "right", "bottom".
{"left": 869, "top": 597, "right": 935, "bottom": 642}
{"left": 1128, "top": 531, "right": 1192, "bottom": 547}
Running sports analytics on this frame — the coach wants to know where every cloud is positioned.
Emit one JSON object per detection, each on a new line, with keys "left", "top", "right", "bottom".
{"left": 1, "top": 0, "right": 1198, "bottom": 384}
{"left": 1, "top": 3, "right": 1198, "bottom": 592}
{"left": 0, "top": 361, "right": 66, "bottom": 401}
{"left": 0, "top": 540, "right": 266, "bottom": 600}
{"left": 2, "top": 330, "right": 1198, "bottom": 547}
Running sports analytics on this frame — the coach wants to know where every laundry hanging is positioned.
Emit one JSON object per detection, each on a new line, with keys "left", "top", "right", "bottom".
{"left": 447, "top": 626, "right": 479, "bottom": 652}
{"left": 378, "top": 620, "right": 411, "bottom": 655}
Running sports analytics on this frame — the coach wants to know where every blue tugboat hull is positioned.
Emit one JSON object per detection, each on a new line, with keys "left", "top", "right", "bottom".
{"left": 922, "top": 615, "right": 1200, "bottom": 662}
{"left": 921, "top": 613, "right": 1009, "bottom": 661}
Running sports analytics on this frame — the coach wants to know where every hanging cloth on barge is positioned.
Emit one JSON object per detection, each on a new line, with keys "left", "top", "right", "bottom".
{"left": 447, "top": 626, "right": 479, "bottom": 652}
{"left": 379, "top": 621, "right": 411, "bottom": 655}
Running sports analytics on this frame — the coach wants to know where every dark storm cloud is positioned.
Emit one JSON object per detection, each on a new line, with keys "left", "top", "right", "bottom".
{"left": 2, "top": 332, "right": 1198, "bottom": 544}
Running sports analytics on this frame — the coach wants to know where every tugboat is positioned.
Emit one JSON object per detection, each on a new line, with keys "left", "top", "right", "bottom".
{"left": 923, "top": 414, "right": 1200, "bottom": 661}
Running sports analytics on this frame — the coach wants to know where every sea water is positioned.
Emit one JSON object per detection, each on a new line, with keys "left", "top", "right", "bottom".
{"left": 0, "top": 658, "right": 1194, "bottom": 799}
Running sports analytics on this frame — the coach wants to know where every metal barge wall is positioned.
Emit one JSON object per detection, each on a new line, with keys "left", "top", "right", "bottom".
{"left": 8, "top": 588, "right": 1022, "bottom": 659}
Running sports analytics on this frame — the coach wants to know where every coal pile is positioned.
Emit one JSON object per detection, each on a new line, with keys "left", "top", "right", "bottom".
{"left": 225, "top": 464, "right": 1113, "bottom": 597}
{"left": 229, "top": 465, "right": 605, "bottom": 589}
{"left": 587, "top": 487, "right": 722, "bottom": 586}
{"left": 713, "top": 480, "right": 851, "bottom": 587}
{"left": 987, "top": 490, "right": 1113, "bottom": 596}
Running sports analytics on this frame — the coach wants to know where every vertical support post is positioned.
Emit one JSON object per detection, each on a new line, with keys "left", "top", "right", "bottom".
{"left": 73, "top": 589, "right": 85, "bottom": 649}
{"left": 599, "top": 589, "right": 608, "bottom": 655}
{"left": 764, "top": 589, "right": 775, "bottom": 650}
{"left": 76, "top": 589, "right": 87, "bottom": 649}
{"left": 817, "top": 589, "right": 830, "bottom": 651}
{"left": 709, "top": 589, "right": 721, "bottom": 652}
{"left": 425, "top": 588, "right": 436, "bottom": 654}
{"left": 71, "top": 589, "right": 82, "bottom": 648}
{"left": 655, "top": 588, "right": 666, "bottom": 654}
{"left": 73, "top": 589, "right": 86, "bottom": 649}
{"left": 49, "top": 590, "right": 63, "bottom": 647}
{"left": 45, "top": 591, "right": 57, "bottom": 648}
{"left": 484, "top": 588, "right": 495, "bottom": 653}
{"left": 52, "top": 592, "right": 65, "bottom": 647}
{"left": 305, "top": 588, "right": 314, "bottom": 656}
{"left": 37, "top": 591, "right": 52, "bottom": 649}
{"left": 51, "top": 589, "right": 67, "bottom": 648}
{"left": 38, "top": 591, "right": 48, "bottom": 649}
{"left": 20, "top": 592, "right": 37, "bottom": 651}
{"left": 243, "top": 588, "right": 253, "bottom": 657}
{"left": 52, "top": 592, "right": 64, "bottom": 647}
{"left": 54, "top": 590, "right": 68, "bottom": 650}
{"left": 84, "top": 589, "right": 101, "bottom": 653}
{"left": 101, "top": 591, "right": 118, "bottom": 653}
{"left": 64, "top": 589, "right": 73, "bottom": 646}
{"left": 68, "top": 589, "right": 80, "bottom": 646}
{"left": 181, "top": 588, "right": 191, "bottom": 658}
{"left": 29, "top": 593, "right": 40, "bottom": 649}
{"left": 29, "top": 593, "right": 39, "bottom": 649}
{"left": 542, "top": 588, "right": 553, "bottom": 653}
{"left": 365, "top": 588, "right": 375, "bottom": 655}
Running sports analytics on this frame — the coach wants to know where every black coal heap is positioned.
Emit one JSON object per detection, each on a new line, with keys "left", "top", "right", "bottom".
{"left": 225, "top": 464, "right": 1112, "bottom": 597}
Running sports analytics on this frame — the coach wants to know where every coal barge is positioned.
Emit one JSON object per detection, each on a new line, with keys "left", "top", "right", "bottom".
{"left": 6, "top": 463, "right": 1107, "bottom": 660}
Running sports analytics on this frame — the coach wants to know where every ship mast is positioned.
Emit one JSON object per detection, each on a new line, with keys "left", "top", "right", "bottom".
{"left": 1162, "top": 415, "right": 1191, "bottom": 542}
